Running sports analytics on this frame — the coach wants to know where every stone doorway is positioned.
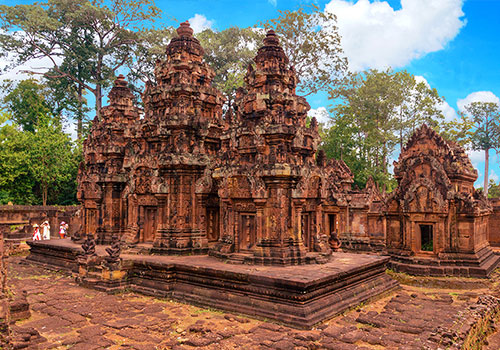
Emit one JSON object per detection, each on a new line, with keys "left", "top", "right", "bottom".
{"left": 206, "top": 207, "right": 220, "bottom": 242}
{"left": 143, "top": 207, "right": 157, "bottom": 243}
{"left": 419, "top": 224, "right": 433, "bottom": 252}
{"left": 328, "top": 214, "right": 336, "bottom": 236}
{"left": 239, "top": 213, "right": 256, "bottom": 252}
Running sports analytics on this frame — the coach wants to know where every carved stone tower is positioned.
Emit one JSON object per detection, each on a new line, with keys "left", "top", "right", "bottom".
{"left": 386, "top": 124, "right": 499, "bottom": 277}
{"left": 210, "top": 30, "right": 337, "bottom": 265}
{"left": 121, "top": 21, "right": 225, "bottom": 253}
{"left": 77, "top": 75, "right": 140, "bottom": 243}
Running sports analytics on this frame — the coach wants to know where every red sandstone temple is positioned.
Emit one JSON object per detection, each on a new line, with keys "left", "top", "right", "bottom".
{"left": 76, "top": 22, "right": 499, "bottom": 274}
{"left": 27, "top": 21, "right": 500, "bottom": 329}
{"left": 77, "top": 22, "right": 357, "bottom": 265}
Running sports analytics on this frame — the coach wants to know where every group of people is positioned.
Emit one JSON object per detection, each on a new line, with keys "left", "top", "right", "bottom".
{"left": 32, "top": 221, "right": 69, "bottom": 241}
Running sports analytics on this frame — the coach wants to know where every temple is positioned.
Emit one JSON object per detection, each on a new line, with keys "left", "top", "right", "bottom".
{"left": 76, "top": 24, "right": 357, "bottom": 265}
{"left": 26, "top": 21, "right": 500, "bottom": 329}
{"left": 385, "top": 124, "right": 499, "bottom": 277}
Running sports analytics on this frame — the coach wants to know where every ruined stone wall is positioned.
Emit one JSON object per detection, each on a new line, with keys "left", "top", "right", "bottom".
{"left": 0, "top": 205, "right": 80, "bottom": 240}
{"left": 0, "top": 224, "right": 11, "bottom": 347}
{"left": 489, "top": 198, "right": 500, "bottom": 247}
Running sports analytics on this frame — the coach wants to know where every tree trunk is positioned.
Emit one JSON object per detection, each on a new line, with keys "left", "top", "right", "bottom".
{"left": 95, "top": 83, "right": 102, "bottom": 119}
{"left": 42, "top": 185, "right": 47, "bottom": 206}
{"left": 77, "top": 83, "right": 84, "bottom": 140}
{"left": 484, "top": 148, "right": 489, "bottom": 197}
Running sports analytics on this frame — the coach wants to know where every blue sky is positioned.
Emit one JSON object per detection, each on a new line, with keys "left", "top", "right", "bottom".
{"left": 1, "top": 0, "right": 499, "bottom": 188}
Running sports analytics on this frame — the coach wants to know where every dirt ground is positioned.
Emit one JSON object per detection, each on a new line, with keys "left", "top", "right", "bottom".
{"left": 7, "top": 256, "right": 500, "bottom": 350}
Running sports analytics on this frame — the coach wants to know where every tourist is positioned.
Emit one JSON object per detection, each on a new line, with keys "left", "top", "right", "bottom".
{"left": 41, "top": 220, "right": 51, "bottom": 240}
{"left": 32, "top": 224, "right": 41, "bottom": 241}
{"left": 59, "top": 221, "right": 68, "bottom": 239}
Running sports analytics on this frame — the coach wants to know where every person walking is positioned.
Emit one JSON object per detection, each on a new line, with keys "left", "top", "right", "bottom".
{"left": 32, "top": 224, "right": 41, "bottom": 241}
{"left": 59, "top": 221, "right": 68, "bottom": 239}
{"left": 41, "top": 220, "right": 51, "bottom": 240}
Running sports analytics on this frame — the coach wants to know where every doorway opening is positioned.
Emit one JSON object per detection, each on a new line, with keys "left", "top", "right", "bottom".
{"left": 420, "top": 224, "right": 433, "bottom": 252}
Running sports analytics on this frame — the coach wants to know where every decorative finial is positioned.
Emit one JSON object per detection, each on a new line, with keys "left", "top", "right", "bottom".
{"left": 115, "top": 74, "right": 127, "bottom": 87}
{"left": 263, "top": 29, "right": 280, "bottom": 46}
{"left": 177, "top": 21, "right": 194, "bottom": 37}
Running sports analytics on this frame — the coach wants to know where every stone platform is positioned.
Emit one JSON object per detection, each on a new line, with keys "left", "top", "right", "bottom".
{"left": 26, "top": 239, "right": 398, "bottom": 329}
{"left": 388, "top": 246, "right": 500, "bottom": 278}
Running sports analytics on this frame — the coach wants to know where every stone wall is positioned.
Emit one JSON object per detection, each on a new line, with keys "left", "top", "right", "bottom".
{"left": 0, "top": 205, "right": 81, "bottom": 241}
{"left": 0, "top": 222, "right": 11, "bottom": 347}
{"left": 489, "top": 198, "right": 500, "bottom": 247}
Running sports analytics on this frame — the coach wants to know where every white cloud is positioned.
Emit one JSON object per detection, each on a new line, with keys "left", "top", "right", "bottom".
{"left": 467, "top": 149, "right": 484, "bottom": 167}
{"left": 188, "top": 14, "right": 214, "bottom": 33}
{"left": 325, "top": 0, "right": 466, "bottom": 71}
{"left": 457, "top": 91, "right": 500, "bottom": 111}
{"left": 413, "top": 76, "right": 458, "bottom": 122}
{"left": 268, "top": 0, "right": 277, "bottom": 6}
{"left": 414, "top": 75, "right": 430, "bottom": 87}
{"left": 438, "top": 100, "right": 458, "bottom": 122}
{"left": 308, "top": 107, "right": 331, "bottom": 125}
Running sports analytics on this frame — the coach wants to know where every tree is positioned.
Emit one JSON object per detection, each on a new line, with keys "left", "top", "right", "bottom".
{"left": 127, "top": 27, "right": 175, "bottom": 87}
{"left": 1, "top": 79, "right": 53, "bottom": 132}
{"left": 0, "top": 112, "right": 36, "bottom": 204}
{"left": 0, "top": 0, "right": 161, "bottom": 119}
{"left": 324, "top": 69, "right": 445, "bottom": 189}
{"left": 488, "top": 179, "right": 500, "bottom": 198}
{"left": 197, "top": 27, "right": 264, "bottom": 104}
{"left": 462, "top": 102, "right": 500, "bottom": 196}
{"left": 260, "top": 4, "right": 348, "bottom": 96}
{"left": 0, "top": 110, "right": 79, "bottom": 205}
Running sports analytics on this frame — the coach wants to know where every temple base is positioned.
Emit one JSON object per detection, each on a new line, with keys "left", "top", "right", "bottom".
{"left": 388, "top": 246, "right": 500, "bottom": 278}
{"left": 26, "top": 239, "right": 398, "bottom": 329}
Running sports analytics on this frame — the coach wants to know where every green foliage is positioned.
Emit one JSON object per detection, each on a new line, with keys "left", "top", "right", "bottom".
{"left": 197, "top": 27, "right": 264, "bottom": 103}
{"left": 451, "top": 101, "right": 500, "bottom": 195}
{"left": 488, "top": 179, "right": 500, "bottom": 198}
{"left": 323, "top": 69, "right": 444, "bottom": 190}
{"left": 465, "top": 102, "right": 500, "bottom": 152}
{"left": 0, "top": 110, "right": 80, "bottom": 205}
{"left": 1, "top": 79, "right": 54, "bottom": 132}
{"left": 0, "top": 0, "right": 161, "bottom": 121}
{"left": 260, "top": 4, "right": 348, "bottom": 96}
{"left": 0, "top": 112, "right": 36, "bottom": 204}
{"left": 127, "top": 26, "right": 176, "bottom": 93}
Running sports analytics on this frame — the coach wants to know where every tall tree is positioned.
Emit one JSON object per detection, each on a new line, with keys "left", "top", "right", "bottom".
{"left": 325, "top": 69, "right": 445, "bottom": 189}
{"left": 29, "top": 114, "right": 77, "bottom": 205}
{"left": 260, "top": 4, "right": 348, "bottom": 96}
{"left": 0, "top": 0, "right": 161, "bottom": 119}
{"left": 463, "top": 102, "right": 500, "bottom": 196}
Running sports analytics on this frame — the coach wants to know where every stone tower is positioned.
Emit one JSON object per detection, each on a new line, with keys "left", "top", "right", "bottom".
{"left": 121, "top": 21, "right": 225, "bottom": 253}
{"left": 209, "top": 30, "right": 340, "bottom": 265}
{"left": 77, "top": 75, "right": 140, "bottom": 243}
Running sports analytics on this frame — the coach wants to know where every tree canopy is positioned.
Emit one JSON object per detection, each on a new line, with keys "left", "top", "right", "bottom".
{"left": 323, "top": 69, "right": 445, "bottom": 189}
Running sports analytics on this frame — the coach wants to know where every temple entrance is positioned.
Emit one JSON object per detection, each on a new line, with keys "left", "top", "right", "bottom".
{"left": 301, "top": 213, "right": 310, "bottom": 249}
{"left": 143, "top": 207, "right": 157, "bottom": 242}
{"left": 328, "top": 214, "right": 336, "bottom": 235}
{"left": 420, "top": 224, "right": 433, "bottom": 252}
{"left": 206, "top": 207, "right": 220, "bottom": 242}
{"left": 239, "top": 213, "right": 256, "bottom": 252}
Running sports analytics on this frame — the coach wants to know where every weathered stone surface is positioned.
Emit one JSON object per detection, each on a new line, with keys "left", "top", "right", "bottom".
{"left": 208, "top": 30, "right": 355, "bottom": 265}
{"left": 386, "top": 124, "right": 500, "bottom": 277}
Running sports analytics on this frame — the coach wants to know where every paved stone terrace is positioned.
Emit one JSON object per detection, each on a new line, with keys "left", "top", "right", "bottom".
{"left": 7, "top": 256, "right": 500, "bottom": 350}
